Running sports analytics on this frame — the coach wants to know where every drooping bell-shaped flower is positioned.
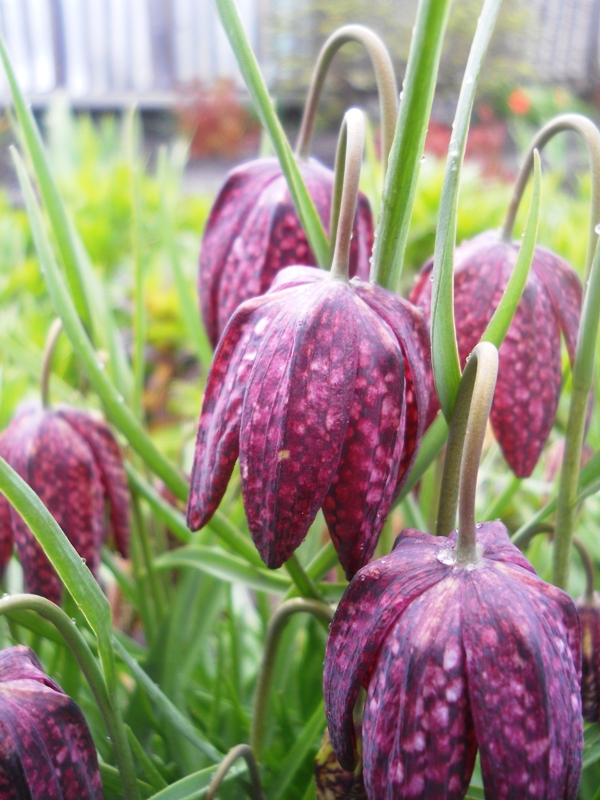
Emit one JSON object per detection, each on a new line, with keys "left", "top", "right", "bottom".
{"left": 0, "top": 645, "right": 102, "bottom": 798}
{"left": 324, "top": 520, "right": 583, "bottom": 800}
{"left": 188, "top": 109, "right": 429, "bottom": 578}
{"left": 409, "top": 231, "right": 583, "bottom": 477}
{"left": 187, "top": 266, "right": 429, "bottom": 578}
{"left": 0, "top": 402, "right": 130, "bottom": 603}
{"left": 198, "top": 157, "right": 373, "bottom": 348}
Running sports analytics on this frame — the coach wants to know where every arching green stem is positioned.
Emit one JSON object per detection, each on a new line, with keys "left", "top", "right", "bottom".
{"left": 296, "top": 25, "right": 397, "bottom": 170}
{"left": 501, "top": 114, "right": 600, "bottom": 279}
{"left": 0, "top": 594, "right": 139, "bottom": 800}
{"left": 205, "top": 744, "right": 264, "bottom": 800}
{"left": 250, "top": 598, "right": 334, "bottom": 760}
{"left": 553, "top": 233, "right": 600, "bottom": 589}
{"left": 330, "top": 109, "right": 366, "bottom": 279}
{"left": 436, "top": 343, "right": 498, "bottom": 565}
{"left": 41, "top": 318, "right": 63, "bottom": 408}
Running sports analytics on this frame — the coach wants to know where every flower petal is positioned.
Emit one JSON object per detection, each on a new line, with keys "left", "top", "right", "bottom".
{"left": 240, "top": 282, "right": 357, "bottom": 567}
{"left": 187, "top": 294, "right": 281, "bottom": 530}
{"left": 324, "top": 529, "right": 450, "bottom": 771}
{"left": 363, "top": 576, "right": 476, "bottom": 799}
{"left": 462, "top": 562, "right": 582, "bottom": 800}
{"left": 56, "top": 408, "right": 130, "bottom": 556}
{"left": 322, "top": 295, "right": 405, "bottom": 578}
{"left": 490, "top": 272, "right": 562, "bottom": 476}
{"left": 355, "top": 283, "right": 431, "bottom": 492}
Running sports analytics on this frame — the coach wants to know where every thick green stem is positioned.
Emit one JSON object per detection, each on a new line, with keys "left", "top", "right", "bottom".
{"left": 41, "top": 318, "right": 63, "bottom": 408}
{"left": 205, "top": 744, "right": 264, "bottom": 800}
{"left": 553, "top": 235, "right": 600, "bottom": 589}
{"left": 0, "top": 594, "right": 139, "bottom": 800}
{"left": 330, "top": 109, "right": 366, "bottom": 279}
{"left": 436, "top": 344, "right": 498, "bottom": 564}
{"left": 284, "top": 554, "right": 324, "bottom": 602}
{"left": 501, "top": 114, "right": 600, "bottom": 279}
{"left": 370, "top": 0, "right": 452, "bottom": 291}
{"left": 250, "top": 598, "right": 334, "bottom": 760}
{"left": 296, "top": 25, "right": 398, "bottom": 170}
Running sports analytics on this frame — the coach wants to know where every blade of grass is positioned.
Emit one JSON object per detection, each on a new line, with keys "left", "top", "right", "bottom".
{"left": 12, "top": 147, "right": 189, "bottom": 503}
{"left": 113, "top": 636, "right": 224, "bottom": 764}
{"left": 429, "top": 0, "right": 505, "bottom": 420}
{"left": 268, "top": 700, "right": 326, "bottom": 800}
{"left": 146, "top": 764, "right": 245, "bottom": 800}
{"left": 154, "top": 546, "right": 292, "bottom": 594}
{"left": 213, "top": 0, "right": 329, "bottom": 269}
{"left": 370, "top": 0, "right": 453, "bottom": 290}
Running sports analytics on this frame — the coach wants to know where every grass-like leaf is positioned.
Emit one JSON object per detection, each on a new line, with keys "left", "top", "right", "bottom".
{"left": 12, "top": 147, "right": 189, "bottom": 503}
{"left": 429, "top": 0, "right": 505, "bottom": 420}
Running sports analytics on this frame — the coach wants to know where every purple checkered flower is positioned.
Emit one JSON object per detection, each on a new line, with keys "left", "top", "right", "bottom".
{"left": 324, "top": 520, "right": 583, "bottom": 799}
{"left": 187, "top": 266, "right": 430, "bottom": 579}
{"left": 0, "top": 403, "right": 130, "bottom": 603}
{"left": 198, "top": 157, "right": 373, "bottom": 348}
{"left": 0, "top": 645, "right": 102, "bottom": 798}
{"left": 410, "top": 232, "right": 582, "bottom": 477}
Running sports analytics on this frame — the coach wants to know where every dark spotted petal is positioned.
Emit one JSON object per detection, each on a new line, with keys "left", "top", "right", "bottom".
{"left": 577, "top": 598, "right": 600, "bottom": 722}
{"left": 187, "top": 294, "right": 282, "bottom": 530}
{"left": 490, "top": 272, "right": 562, "bottom": 476}
{"left": 0, "top": 646, "right": 102, "bottom": 799}
{"left": 324, "top": 529, "right": 450, "bottom": 771}
{"left": 199, "top": 159, "right": 280, "bottom": 346}
{"left": 24, "top": 414, "right": 104, "bottom": 599}
{"left": 355, "top": 283, "right": 431, "bottom": 492}
{"left": 532, "top": 245, "right": 582, "bottom": 364}
{"left": 57, "top": 408, "right": 130, "bottom": 556}
{"left": 322, "top": 296, "right": 405, "bottom": 579}
{"left": 363, "top": 577, "right": 477, "bottom": 800}
{"left": 240, "top": 282, "right": 357, "bottom": 568}
{"left": 463, "top": 562, "right": 582, "bottom": 800}
{"left": 198, "top": 157, "right": 372, "bottom": 347}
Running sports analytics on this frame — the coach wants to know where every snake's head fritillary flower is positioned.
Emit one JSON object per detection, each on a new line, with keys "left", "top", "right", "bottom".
{"left": 0, "top": 645, "right": 102, "bottom": 799}
{"left": 409, "top": 231, "right": 582, "bottom": 477}
{"left": 187, "top": 266, "right": 430, "bottom": 579}
{"left": 0, "top": 403, "right": 130, "bottom": 603}
{"left": 324, "top": 520, "right": 582, "bottom": 800}
{"left": 198, "top": 157, "right": 373, "bottom": 348}
{"left": 576, "top": 592, "right": 600, "bottom": 722}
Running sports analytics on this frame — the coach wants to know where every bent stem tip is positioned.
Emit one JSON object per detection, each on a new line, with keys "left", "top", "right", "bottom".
{"left": 41, "top": 318, "right": 63, "bottom": 408}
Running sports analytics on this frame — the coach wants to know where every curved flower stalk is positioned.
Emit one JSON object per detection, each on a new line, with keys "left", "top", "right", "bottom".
{"left": 198, "top": 24, "right": 399, "bottom": 348}
{"left": 0, "top": 645, "right": 103, "bottom": 798}
{"left": 187, "top": 109, "right": 430, "bottom": 578}
{"left": 324, "top": 343, "right": 583, "bottom": 799}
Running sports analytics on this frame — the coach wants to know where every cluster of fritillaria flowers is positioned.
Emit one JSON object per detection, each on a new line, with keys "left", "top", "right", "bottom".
{"left": 3, "top": 4, "right": 600, "bottom": 798}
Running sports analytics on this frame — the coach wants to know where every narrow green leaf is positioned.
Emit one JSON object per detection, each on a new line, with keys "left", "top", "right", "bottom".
{"left": 482, "top": 151, "right": 542, "bottom": 346}
{"left": 146, "top": 764, "right": 245, "bottom": 800}
{"left": 125, "top": 725, "right": 168, "bottom": 792}
{"left": 99, "top": 761, "right": 152, "bottom": 796}
{"left": 0, "top": 457, "right": 114, "bottom": 684}
{"left": 113, "top": 637, "right": 223, "bottom": 764}
{"left": 154, "top": 546, "right": 291, "bottom": 594}
{"left": 126, "top": 463, "right": 263, "bottom": 565}
{"left": 12, "top": 147, "right": 189, "bottom": 503}
{"left": 429, "top": 0, "right": 505, "bottom": 420}
{"left": 213, "top": 0, "right": 329, "bottom": 269}
{"left": 268, "top": 700, "right": 327, "bottom": 800}
{"left": 370, "top": 0, "right": 453, "bottom": 290}
{"left": 158, "top": 147, "right": 213, "bottom": 370}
